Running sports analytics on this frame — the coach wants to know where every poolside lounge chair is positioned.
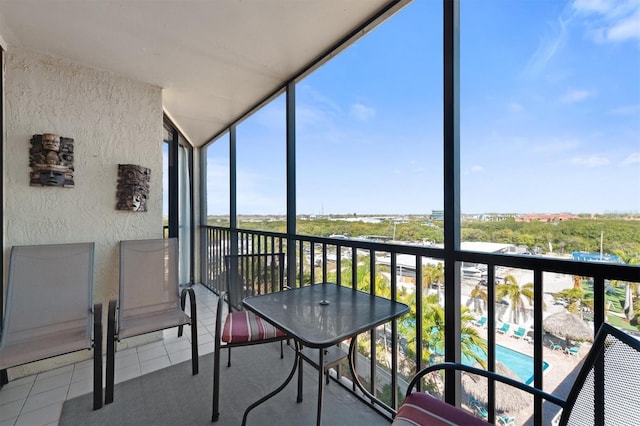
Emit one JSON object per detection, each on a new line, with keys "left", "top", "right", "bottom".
{"left": 548, "top": 340, "right": 563, "bottom": 351}
{"left": 474, "top": 316, "right": 487, "bottom": 327}
{"left": 497, "top": 414, "right": 515, "bottom": 425}
{"left": 474, "top": 404, "right": 488, "bottom": 420}
{"left": 511, "top": 326, "right": 526, "bottom": 339}
{"left": 0, "top": 242, "right": 103, "bottom": 410}
{"left": 496, "top": 323, "right": 510, "bottom": 334}
{"left": 393, "top": 323, "right": 640, "bottom": 425}
{"left": 566, "top": 345, "right": 581, "bottom": 356}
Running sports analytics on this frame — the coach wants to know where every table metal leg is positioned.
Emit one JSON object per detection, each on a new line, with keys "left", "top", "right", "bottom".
{"left": 348, "top": 335, "right": 392, "bottom": 413}
{"left": 316, "top": 348, "right": 325, "bottom": 426}
{"left": 297, "top": 350, "right": 304, "bottom": 403}
{"left": 241, "top": 341, "right": 301, "bottom": 426}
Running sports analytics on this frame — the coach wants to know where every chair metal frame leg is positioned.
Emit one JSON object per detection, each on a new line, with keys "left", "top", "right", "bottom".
{"left": 105, "top": 299, "right": 117, "bottom": 405}
{"left": 0, "top": 369, "right": 8, "bottom": 386}
{"left": 92, "top": 303, "right": 103, "bottom": 410}
{"left": 212, "top": 295, "right": 224, "bottom": 422}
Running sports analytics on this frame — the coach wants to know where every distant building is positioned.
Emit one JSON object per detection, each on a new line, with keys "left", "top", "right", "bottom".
{"left": 431, "top": 209, "right": 444, "bottom": 221}
{"left": 515, "top": 213, "right": 580, "bottom": 222}
{"left": 572, "top": 251, "right": 623, "bottom": 263}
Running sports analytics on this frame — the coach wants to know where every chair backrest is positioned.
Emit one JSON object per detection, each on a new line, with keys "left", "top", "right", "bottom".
{"left": 1, "top": 242, "right": 94, "bottom": 357}
{"left": 224, "top": 253, "right": 285, "bottom": 312}
{"left": 118, "top": 238, "right": 179, "bottom": 323}
{"left": 562, "top": 323, "right": 640, "bottom": 425}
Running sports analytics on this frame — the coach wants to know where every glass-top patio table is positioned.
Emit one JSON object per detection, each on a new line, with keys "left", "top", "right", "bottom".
{"left": 240, "top": 282, "right": 410, "bottom": 426}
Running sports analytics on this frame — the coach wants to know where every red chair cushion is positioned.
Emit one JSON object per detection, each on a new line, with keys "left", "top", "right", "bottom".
{"left": 393, "top": 392, "right": 490, "bottom": 426}
{"left": 222, "top": 310, "right": 286, "bottom": 343}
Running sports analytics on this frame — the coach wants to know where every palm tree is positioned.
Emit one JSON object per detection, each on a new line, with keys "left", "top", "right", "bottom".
{"left": 495, "top": 274, "right": 534, "bottom": 324}
{"left": 467, "top": 284, "right": 488, "bottom": 314}
{"left": 611, "top": 249, "right": 640, "bottom": 323}
{"left": 422, "top": 263, "right": 444, "bottom": 296}
{"left": 403, "top": 293, "right": 487, "bottom": 368}
{"left": 554, "top": 286, "right": 589, "bottom": 316}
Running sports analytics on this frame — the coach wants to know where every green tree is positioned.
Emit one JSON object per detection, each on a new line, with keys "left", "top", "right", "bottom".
{"left": 461, "top": 228, "right": 489, "bottom": 241}
{"left": 515, "top": 233, "right": 535, "bottom": 249}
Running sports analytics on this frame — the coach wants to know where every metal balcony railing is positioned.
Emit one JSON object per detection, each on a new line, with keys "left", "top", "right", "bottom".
{"left": 200, "top": 225, "right": 640, "bottom": 423}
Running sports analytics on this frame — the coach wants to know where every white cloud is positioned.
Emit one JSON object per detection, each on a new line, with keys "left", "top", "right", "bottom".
{"left": 621, "top": 152, "right": 640, "bottom": 165}
{"left": 350, "top": 103, "right": 376, "bottom": 121}
{"left": 509, "top": 102, "right": 524, "bottom": 112}
{"left": 609, "top": 103, "right": 640, "bottom": 115}
{"left": 532, "top": 139, "right": 581, "bottom": 154}
{"left": 462, "top": 165, "right": 484, "bottom": 176}
{"left": 608, "top": 9, "right": 640, "bottom": 41}
{"left": 295, "top": 84, "right": 342, "bottom": 131}
{"left": 560, "top": 89, "right": 594, "bottom": 103}
{"left": 573, "top": 0, "right": 612, "bottom": 14}
{"left": 570, "top": 155, "right": 610, "bottom": 167}
{"left": 572, "top": 0, "right": 640, "bottom": 43}
{"left": 522, "top": 17, "right": 569, "bottom": 78}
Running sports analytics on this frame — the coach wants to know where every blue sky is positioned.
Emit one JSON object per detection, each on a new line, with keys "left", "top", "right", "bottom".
{"left": 205, "top": 0, "right": 640, "bottom": 216}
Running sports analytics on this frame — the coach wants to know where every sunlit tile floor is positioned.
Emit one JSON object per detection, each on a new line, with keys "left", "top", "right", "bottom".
{"left": 0, "top": 284, "right": 217, "bottom": 426}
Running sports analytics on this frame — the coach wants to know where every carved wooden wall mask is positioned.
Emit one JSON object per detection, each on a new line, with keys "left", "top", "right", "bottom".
{"left": 29, "top": 133, "right": 75, "bottom": 187}
{"left": 116, "top": 164, "right": 151, "bottom": 212}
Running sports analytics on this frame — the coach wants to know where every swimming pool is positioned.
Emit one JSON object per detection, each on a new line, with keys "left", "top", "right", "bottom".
{"left": 463, "top": 343, "right": 549, "bottom": 385}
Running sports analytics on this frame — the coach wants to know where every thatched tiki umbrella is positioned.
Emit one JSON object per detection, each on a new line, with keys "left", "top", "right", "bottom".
{"left": 461, "top": 362, "right": 530, "bottom": 413}
{"left": 543, "top": 312, "right": 594, "bottom": 342}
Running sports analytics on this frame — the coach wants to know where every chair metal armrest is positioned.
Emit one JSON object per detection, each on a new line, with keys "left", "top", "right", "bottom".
{"left": 405, "top": 361, "right": 566, "bottom": 408}
{"left": 179, "top": 287, "right": 198, "bottom": 375}
{"left": 215, "top": 291, "right": 227, "bottom": 342}
{"left": 178, "top": 287, "right": 197, "bottom": 335}
{"left": 180, "top": 287, "right": 197, "bottom": 317}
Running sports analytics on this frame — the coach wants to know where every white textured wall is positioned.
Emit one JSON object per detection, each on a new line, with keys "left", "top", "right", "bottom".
{"left": 3, "top": 48, "right": 163, "bottom": 377}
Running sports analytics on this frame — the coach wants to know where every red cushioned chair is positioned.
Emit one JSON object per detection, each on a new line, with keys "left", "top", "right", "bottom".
{"left": 212, "top": 253, "right": 288, "bottom": 422}
{"left": 394, "top": 323, "right": 640, "bottom": 425}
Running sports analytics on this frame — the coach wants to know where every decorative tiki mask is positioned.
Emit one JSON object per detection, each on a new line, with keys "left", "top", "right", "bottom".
{"left": 116, "top": 164, "right": 151, "bottom": 212}
{"left": 29, "top": 133, "right": 75, "bottom": 187}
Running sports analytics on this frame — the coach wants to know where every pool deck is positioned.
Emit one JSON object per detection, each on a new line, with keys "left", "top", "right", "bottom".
{"left": 472, "top": 324, "right": 590, "bottom": 425}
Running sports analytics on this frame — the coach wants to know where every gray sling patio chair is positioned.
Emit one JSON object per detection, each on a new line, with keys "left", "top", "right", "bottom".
{"left": 393, "top": 322, "right": 640, "bottom": 425}
{"left": 212, "top": 252, "right": 288, "bottom": 422}
{"left": 105, "top": 238, "right": 198, "bottom": 404}
{"left": 0, "top": 242, "right": 103, "bottom": 410}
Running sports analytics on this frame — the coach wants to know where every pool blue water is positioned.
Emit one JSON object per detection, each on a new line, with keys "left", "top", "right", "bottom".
{"left": 463, "top": 343, "right": 549, "bottom": 385}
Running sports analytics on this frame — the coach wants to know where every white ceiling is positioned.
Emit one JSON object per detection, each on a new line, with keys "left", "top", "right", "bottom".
{"left": 0, "top": 0, "right": 409, "bottom": 147}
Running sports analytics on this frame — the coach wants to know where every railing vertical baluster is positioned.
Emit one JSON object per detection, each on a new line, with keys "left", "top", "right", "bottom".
{"left": 336, "top": 244, "right": 342, "bottom": 286}
{"left": 369, "top": 249, "right": 377, "bottom": 400}
{"left": 533, "top": 269, "right": 543, "bottom": 425}
{"left": 298, "top": 241, "right": 304, "bottom": 288}
{"left": 486, "top": 263, "right": 496, "bottom": 422}
{"left": 351, "top": 248, "right": 357, "bottom": 290}
{"left": 414, "top": 255, "right": 423, "bottom": 391}
{"left": 322, "top": 243, "right": 328, "bottom": 282}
